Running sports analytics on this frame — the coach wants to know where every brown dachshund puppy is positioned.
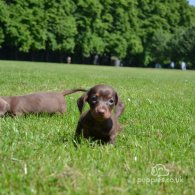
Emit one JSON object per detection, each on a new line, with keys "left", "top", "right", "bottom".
{"left": 75, "top": 84, "right": 125, "bottom": 144}
{"left": 0, "top": 88, "right": 86, "bottom": 117}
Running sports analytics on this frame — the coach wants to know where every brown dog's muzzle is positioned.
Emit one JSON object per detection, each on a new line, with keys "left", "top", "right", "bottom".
{"left": 90, "top": 104, "right": 111, "bottom": 121}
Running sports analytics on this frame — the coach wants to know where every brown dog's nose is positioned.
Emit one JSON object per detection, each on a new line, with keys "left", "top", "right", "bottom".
{"left": 97, "top": 108, "right": 106, "bottom": 115}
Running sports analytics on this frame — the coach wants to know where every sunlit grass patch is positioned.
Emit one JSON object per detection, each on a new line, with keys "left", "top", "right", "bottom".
{"left": 0, "top": 60, "right": 194, "bottom": 194}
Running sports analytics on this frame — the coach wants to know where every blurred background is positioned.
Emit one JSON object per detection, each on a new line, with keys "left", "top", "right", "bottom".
{"left": 0, "top": 0, "right": 195, "bottom": 69}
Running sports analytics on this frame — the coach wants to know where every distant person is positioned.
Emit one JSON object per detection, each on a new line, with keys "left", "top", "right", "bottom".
{"left": 115, "top": 58, "right": 121, "bottom": 67}
{"left": 181, "top": 61, "right": 186, "bottom": 70}
{"left": 93, "top": 54, "right": 99, "bottom": 65}
{"left": 66, "top": 56, "right": 71, "bottom": 64}
{"left": 170, "top": 61, "right": 175, "bottom": 69}
{"left": 155, "top": 63, "right": 161, "bottom": 68}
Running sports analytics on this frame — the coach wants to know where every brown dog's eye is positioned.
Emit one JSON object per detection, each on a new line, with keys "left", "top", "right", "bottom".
{"left": 91, "top": 96, "right": 97, "bottom": 104}
{"left": 108, "top": 99, "right": 114, "bottom": 105}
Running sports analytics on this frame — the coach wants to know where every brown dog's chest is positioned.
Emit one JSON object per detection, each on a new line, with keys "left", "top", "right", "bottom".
{"left": 81, "top": 117, "right": 117, "bottom": 142}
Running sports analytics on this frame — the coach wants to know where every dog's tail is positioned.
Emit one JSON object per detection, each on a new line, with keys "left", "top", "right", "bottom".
{"left": 62, "top": 88, "right": 87, "bottom": 96}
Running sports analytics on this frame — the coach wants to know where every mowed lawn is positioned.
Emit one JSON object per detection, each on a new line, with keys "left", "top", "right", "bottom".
{"left": 0, "top": 60, "right": 194, "bottom": 194}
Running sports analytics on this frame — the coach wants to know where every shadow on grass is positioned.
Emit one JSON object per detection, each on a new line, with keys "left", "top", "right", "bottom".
{"left": 1, "top": 112, "right": 65, "bottom": 119}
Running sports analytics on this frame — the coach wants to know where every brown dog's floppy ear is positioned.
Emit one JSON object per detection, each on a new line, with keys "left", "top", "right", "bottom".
{"left": 114, "top": 92, "right": 118, "bottom": 105}
{"left": 77, "top": 93, "right": 88, "bottom": 114}
{"left": 114, "top": 93, "right": 125, "bottom": 118}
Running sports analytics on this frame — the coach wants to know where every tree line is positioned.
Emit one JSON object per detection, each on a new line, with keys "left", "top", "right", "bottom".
{"left": 0, "top": 0, "right": 195, "bottom": 68}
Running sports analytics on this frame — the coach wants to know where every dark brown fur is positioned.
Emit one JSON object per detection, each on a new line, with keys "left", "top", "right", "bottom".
{"left": 75, "top": 84, "right": 125, "bottom": 144}
{"left": 0, "top": 89, "right": 86, "bottom": 116}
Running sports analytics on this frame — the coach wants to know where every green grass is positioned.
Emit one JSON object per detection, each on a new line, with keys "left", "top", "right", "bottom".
{"left": 0, "top": 60, "right": 194, "bottom": 194}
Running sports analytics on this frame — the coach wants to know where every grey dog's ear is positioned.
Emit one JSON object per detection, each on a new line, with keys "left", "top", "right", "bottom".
{"left": 77, "top": 93, "right": 89, "bottom": 114}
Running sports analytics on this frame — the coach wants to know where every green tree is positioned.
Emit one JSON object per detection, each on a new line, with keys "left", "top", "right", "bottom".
{"left": 73, "top": 0, "right": 105, "bottom": 57}
{"left": 0, "top": 1, "right": 8, "bottom": 47}
{"left": 189, "top": 5, "right": 195, "bottom": 25}
{"left": 137, "top": 0, "right": 191, "bottom": 65}
{"left": 45, "top": 0, "right": 77, "bottom": 53}
{"left": 4, "top": 0, "right": 46, "bottom": 52}
{"left": 148, "top": 30, "right": 171, "bottom": 64}
{"left": 104, "top": 0, "right": 141, "bottom": 59}
{"left": 74, "top": 0, "right": 142, "bottom": 60}
{"left": 0, "top": 0, "right": 194, "bottom": 65}
{"left": 177, "top": 25, "right": 195, "bottom": 67}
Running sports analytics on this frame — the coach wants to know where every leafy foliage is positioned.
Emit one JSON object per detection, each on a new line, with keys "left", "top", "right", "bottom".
{"left": 176, "top": 26, "right": 195, "bottom": 66}
{"left": 45, "top": 0, "right": 77, "bottom": 52}
{"left": 0, "top": 0, "right": 195, "bottom": 66}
